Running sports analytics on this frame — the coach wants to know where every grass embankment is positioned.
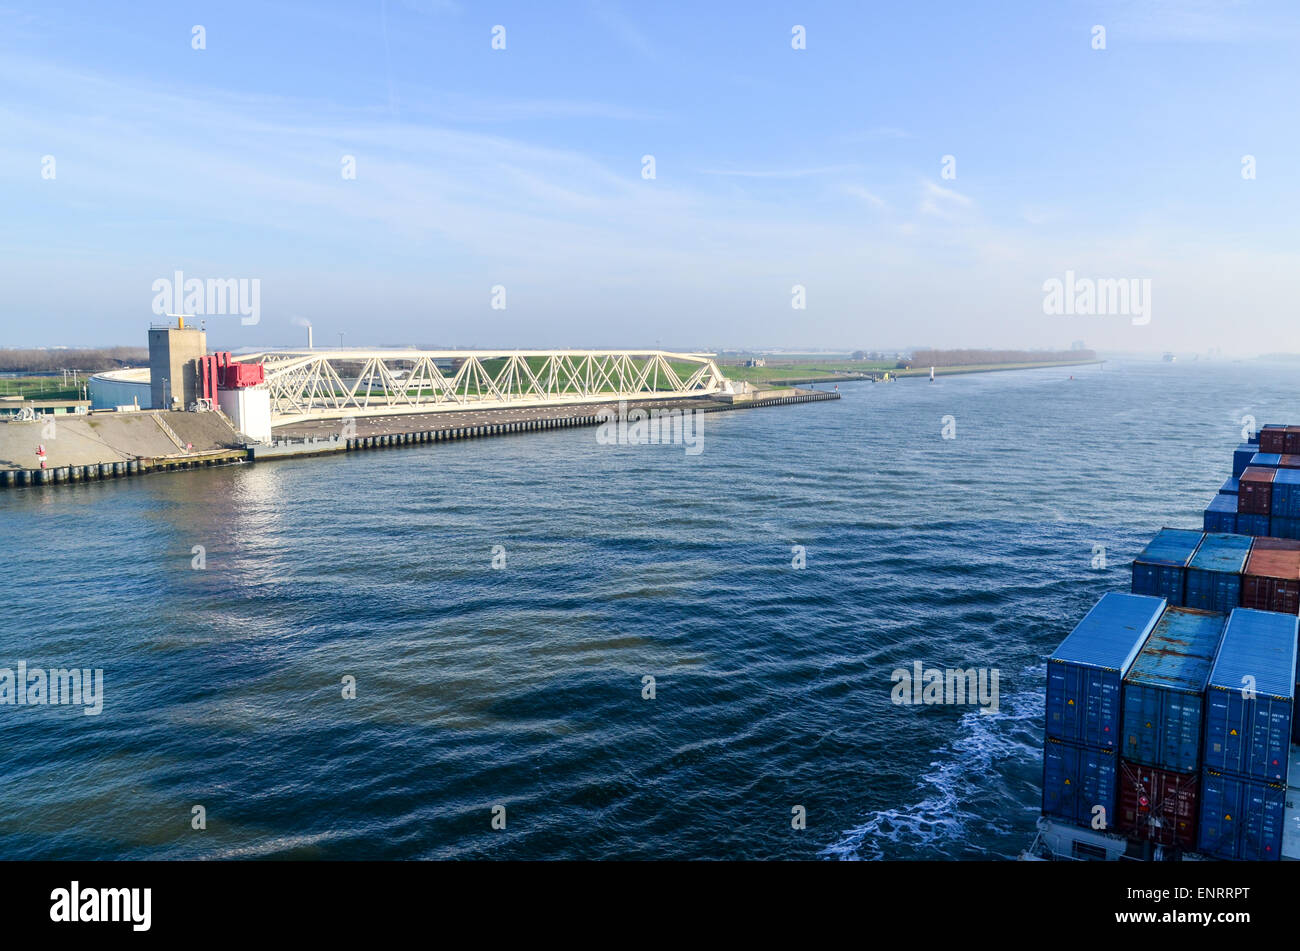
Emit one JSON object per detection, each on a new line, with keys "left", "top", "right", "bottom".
{"left": 720, "top": 361, "right": 895, "bottom": 384}
{"left": 0, "top": 376, "right": 84, "bottom": 401}
{"left": 724, "top": 358, "right": 1101, "bottom": 385}
{"left": 893, "top": 359, "right": 1102, "bottom": 378}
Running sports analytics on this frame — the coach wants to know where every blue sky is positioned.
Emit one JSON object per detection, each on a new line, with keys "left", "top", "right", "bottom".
{"left": 2, "top": 0, "right": 1298, "bottom": 353}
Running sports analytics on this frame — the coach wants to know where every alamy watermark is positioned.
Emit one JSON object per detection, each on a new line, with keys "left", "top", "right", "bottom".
{"left": 891, "top": 661, "right": 999, "bottom": 714}
{"left": 151, "top": 270, "right": 260, "bottom": 325}
{"left": 0, "top": 662, "right": 103, "bottom": 715}
{"left": 50, "top": 882, "right": 151, "bottom": 931}
{"left": 1042, "top": 270, "right": 1150, "bottom": 326}
{"left": 596, "top": 400, "right": 704, "bottom": 455}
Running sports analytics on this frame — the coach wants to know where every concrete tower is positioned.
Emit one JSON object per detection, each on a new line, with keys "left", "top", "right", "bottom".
{"left": 148, "top": 318, "right": 207, "bottom": 410}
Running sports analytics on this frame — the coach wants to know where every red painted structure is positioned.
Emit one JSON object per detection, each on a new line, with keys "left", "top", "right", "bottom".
{"left": 198, "top": 352, "right": 264, "bottom": 403}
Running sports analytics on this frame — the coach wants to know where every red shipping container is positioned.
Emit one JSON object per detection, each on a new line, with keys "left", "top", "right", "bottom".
{"left": 1286, "top": 427, "right": 1300, "bottom": 455}
{"left": 1241, "top": 540, "right": 1300, "bottom": 614}
{"left": 1116, "top": 759, "right": 1200, "bottom": 849}
{"left": 1261, "top": 426, "right": 1288, "bottom": 454}
{"left": 1280, "top": 455, "right": 1300, "bottom": 470}
{"left": 1239, "top": 466, "right": 1276, "bottom": 514}
{"left": 1238, "top": 466, "right": 1276, "bottom": 515}
{"left": 1252, "top": 537, "right": 1300, "bottom": 552}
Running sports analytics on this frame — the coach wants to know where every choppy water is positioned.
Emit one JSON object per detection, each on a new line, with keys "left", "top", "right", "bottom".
{"left": 0, "top": 358, "right": 1286, "bottom": 859}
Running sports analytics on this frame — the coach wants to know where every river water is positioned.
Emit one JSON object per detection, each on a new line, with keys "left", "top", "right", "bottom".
{"left": 0, "top": 357, "right": 1283, "bottom": 859}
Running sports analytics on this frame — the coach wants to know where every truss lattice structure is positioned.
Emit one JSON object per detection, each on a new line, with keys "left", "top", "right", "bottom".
{"left": 239, "top": 349, "right": 730, "bottom": 424}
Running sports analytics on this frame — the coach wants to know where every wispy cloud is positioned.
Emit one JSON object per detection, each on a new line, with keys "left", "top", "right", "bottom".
{"left": 698, "top": 165, "right": 861, "bottom": 179}
{"left": 919, "top": 180, "right": 972, "bottom": 217}
{"left": 400, "top": 94, "right": 668, "bottom": 123}
{"left": 587, "top": 0, "right": 660, "bottom": 60}
{"left": 2, "top": 4, "right": 1297, "bottom": 354}
{"left": 841, "top": 185, "right": 886, "bottom": 207}
{"left": 843, "top": 126, "right": 911, "bottom": 141}
{"left": 1096, "top": 0, "right": 1299, "bottom": 43}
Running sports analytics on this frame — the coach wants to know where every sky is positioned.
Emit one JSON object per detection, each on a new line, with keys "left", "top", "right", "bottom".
{"left": 1, "top": 0, "right": 1298, "bottom": 354}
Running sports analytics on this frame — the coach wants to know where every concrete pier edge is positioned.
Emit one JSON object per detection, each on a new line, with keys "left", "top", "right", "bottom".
{"left": 0, "top": 390, "right": 837, "bottom": 489}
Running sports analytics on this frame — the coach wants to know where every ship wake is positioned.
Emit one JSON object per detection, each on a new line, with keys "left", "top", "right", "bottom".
{"left": 822, "top": 666, "right": 1044, "bottom": 860}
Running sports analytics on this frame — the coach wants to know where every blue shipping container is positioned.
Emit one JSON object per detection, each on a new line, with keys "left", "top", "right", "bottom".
{"left": 1220, "top": 477, "right": 1240, "bottom": 496}
{"left": 1131, "top": 529, "right": 1204, "bottom": 605}
{"left": 1235, "top": 444, "right": 1259, "bottom": 477}
{"left": 1042, "top": 738, "right": 1118, "bottom": 828}
{"left": 1203, "top": 609, "right": 1297, "bottom": 782}
{"left": 1185, "top": 533, "right": 1253, "bottom": 614}
{"left": 1198, "top": 769, "right": 1286, "bottom": 861}
{"left": 1046, "top": 593, "right": 1167, "bottom": 749}
{"left": 1121, "top": 607, "right": 1227, "bottom": 773}
{"left": 1237, "top": 513, "right": 1271, "bottom": 537}
{"left": 1204, "top": 495, "right": 1238, "bottom": 534}
{"left": 1272, "top": 516, "right": 1300, "bottom": 540}
{"left": 1272, "top": 469, "right": 1300, "bottom": 518}
{"left": 1251, "top": 453, "right": 1283, "bottom": 469}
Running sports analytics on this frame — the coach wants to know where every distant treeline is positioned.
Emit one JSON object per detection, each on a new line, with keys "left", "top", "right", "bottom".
{"left": 0, "top": 347, "right": 148, "bottom": 373}
{"left": 907, "top": 349, "right": 1096, "bottom": 367}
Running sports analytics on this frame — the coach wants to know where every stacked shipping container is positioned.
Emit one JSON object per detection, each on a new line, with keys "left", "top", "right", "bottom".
{"left": 1235, "top": 444, "right": 1260, "bottom": 477}
{"left": 1116, "top": 608, "right": 1225, "bottom": 849}
{"left": 1241, "top": 538, "right": 1300, "bottom": 615}
{"left": 1043, "top": 594, "right": 1166, "bottom": 829}
{"left": 1239, "top": 467, "right": 1276, "bottom": 521}
{"left": 1198, "top": 610, "right": 1298, "bottom": 861}
{"left": 1260, "top": 425, "right": 1286, "bottom": 454}
{"left": 1272, "top": 470, "right": 1300, "bottom": 540}
{"left": 1042, "top": 428, "right": 1300, "bottom": 860}
{"left": 1204, "top": 495, "right": 1238, "bottom": 533}
{"left": 1117, "top": 761, "right": 1200, "bottom": 851}
{"left": 1185, "top": 534, "right": 1253, "bottom": 614}
{"left": 1130, "top": 529, "right": 1202, "bottom": 605}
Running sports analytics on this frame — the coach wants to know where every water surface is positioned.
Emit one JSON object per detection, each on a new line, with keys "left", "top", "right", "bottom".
{"left": 0, "top": 358, "right": 1276, "bottom": 859}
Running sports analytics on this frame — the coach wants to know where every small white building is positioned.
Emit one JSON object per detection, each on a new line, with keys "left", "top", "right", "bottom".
{"left": 217, "top": 386, "right": 272, "bottom": 444}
